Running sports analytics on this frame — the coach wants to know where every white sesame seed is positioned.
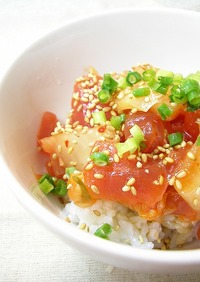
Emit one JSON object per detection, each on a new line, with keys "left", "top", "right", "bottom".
{"left": 73, "top": 170, "right": 81, "bottom": 175}
{"left": 69, "top": 161, "right": 77, "bottom": 166}
{"left": 52, "top": 153, "right": 57, "bottom": 160}
{"left": 93, "top": 210, "right": 101, "bottom": 216}
{"left": 175, "top": 179, "right": 182, "bottom": 190}
{"left": 127, "top": 177, "right": 136, "bottom": 186}
{"left": 196, "top": 187, "right": 200, "bottom": 196}
{"left": 136, "top": 161, "right": 143, "bottom": 168}
{"left": 91, "top": 185, "right": 100, "bottom": 194}
{"left": 169, "top": 176, "right": 175, "bottom": 186}
{"left": 187, "top": 151, "right": 196, "bottom": 161}
{"left": 176, "top": 171, "right": 187, "bottom": 179}
{"left": 114, "top": 154, "right": 120, "bottom": 163}
{"left": 193, "top": 198, "right": 199, "bottom": 207}
{"left": 85, "top": 163, "right": 94, "bottom": 170}
{"left": 131, "top": 186, "right": 137, "bottom": 195}
{"left": 127, "top": 154, "right": 136, "bottom": 160}
{"left": 122, "top": 185, "right": 131, "bottom": 192}
{"left": 165, "top": 157, "right": 174, "bottom": 163}
{"left": 67, "top": 146, "right": 74, "bottom": 154}
{"left": 94, "top": 173, "right": 104, "bottom": 179}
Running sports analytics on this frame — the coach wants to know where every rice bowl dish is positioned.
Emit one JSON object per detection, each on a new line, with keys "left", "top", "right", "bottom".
{"left": 37, "top": 64, "right": 200, "bottom": 250}
{"left": 1, "top": 8, "right": 200, "bottom": 273}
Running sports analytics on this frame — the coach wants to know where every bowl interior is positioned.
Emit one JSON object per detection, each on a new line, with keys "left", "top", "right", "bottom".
{"left": 1, "top": 8, "right": 200, "bottom": 272}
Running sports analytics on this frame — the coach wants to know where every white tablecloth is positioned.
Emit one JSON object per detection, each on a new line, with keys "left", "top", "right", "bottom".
{"left": 1, "top": 1, "right": 200, "bottom": 281}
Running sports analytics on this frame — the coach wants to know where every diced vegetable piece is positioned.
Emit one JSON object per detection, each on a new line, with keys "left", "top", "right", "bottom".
{"left": 94, "top": 223, "right": 112, "bottom": 239}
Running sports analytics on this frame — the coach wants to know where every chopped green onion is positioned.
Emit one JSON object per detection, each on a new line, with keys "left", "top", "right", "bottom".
{"left": 110, "top": 114, "right": 126, "bottom": 130}
{"left": 157, "top": 103, "right": 173, "bottom": 120}
{"left": 170, "top": 85, "right": 187, "bottom": 104}
{"left": 155, "top": 69, "right": 174, "bottom": 79}
{"left": 142, "top": 69, "right": 156, "bottom": 82}
{"left": 132, "top": 87, "right": 150, "bottom": 97}
{"left": 39, "top": 178, "right": 54, "bottom": 195}
{"left": 130, "top": 124, "right": 145, "bottom": 145}
{"left": 92, "top": 111, "right": 106, "bottom": 124}
{"left": 118, "top": 77, "right": 129, "bottom": 89}
{"left": 187, "top": 89, "right": 200, "bottom": 107}
{"left": 126, "top": 71, "right": 141, "bottom": 85}
{"left": 180, "top": 79, "right": 199, "bottom": 94}
{"left": 101, "top": 73, "right": 118, "bottom": 94}
{"left": 94, "top": 223, "right": 112, "bottom": 239}
{"left": 157, "top": 76, "right": 173, "bottom": 86}
{"left": 173, "top": 73, "right": 183, "bottom": 83}
{"left": 65, "top": 167, "right": 76, "bottom": 178}
{"left": 115, "top": 137, "right": 137, "bottom": 157}
{"left": 98, "top": 89, "right": 111, "bottom": 103}
{"left": 38, "top": 173, "right": 54, "bottom": 185}
{"left": 168, "top": 132, "right": 183, "bottom": 146}
{"left": 148, "top": 78, "right": 160, "bottom": 90}
{"left": 196, "top": 136, "right": 200, "bottom": 146}
{"left": 115, "top": 124, "right": 145, "bottom": 156}
{"left": 55, "top": 179, "right": 67, "bottom": 196}
{"left": 187, "top": 71, "right": 200, "bottom": 83}
{"left": 90, "top": 152, "right": 109, "bottom": 166}
{"left": 155, "top": 84, "right": 169, "bottom": 94}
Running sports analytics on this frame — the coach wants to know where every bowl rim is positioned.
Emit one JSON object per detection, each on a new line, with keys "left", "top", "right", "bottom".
{"left": 1, "top": 6, "right": 200, "bottom": 272}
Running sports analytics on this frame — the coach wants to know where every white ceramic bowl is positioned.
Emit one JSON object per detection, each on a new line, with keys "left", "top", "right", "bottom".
{"left": 0, "top": 8, "right": 200, "bottom": 273}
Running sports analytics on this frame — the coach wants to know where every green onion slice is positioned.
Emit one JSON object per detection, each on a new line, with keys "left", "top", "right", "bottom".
{"left": 115, "top": 137, "right": 137, "bottom": 157}
{"left": 98, "top": 89, "right": 111, "bottom": 103}
{"left": 55, "top": 179, "right": 67, "bottom": 196}
{"left": 90, "top": 152, "right": 109, "bottom": 166}
{"left": 130, "top": 124, "right": 145, "bottom": 145}
{"left": 187, "top": 90, "right": 200, "bottom": 107}
{"left": 110, "top": 114, "right": 126, "bottom": 130}
{"left": 92, "top": 111, "right": 106, "bottom": 124}
{"left": 170, "top": 85, "right": 187, "bottom": 104}
{"left": 101, "top": 73, "right": 118, "bottom": 94}
{"left": 126, "top": 71, "right": 141, "bottom": 85}
{"left": 142, "top": 69, "right": 156, "bottom": 82}
{"left": 155, "top": 69, "right": 174, "bottom": 79}
{"left": 180, "top": 79, "right": 199, "bottom": 94}
{"left": 118, "top": 77, "right": 129, "bottom": 89}
{"left": 168, "top": 132, "right": 183, "bottom": 146}
{"left": 157, "top": 103, "right": 173, "bottom": 120}
{"left": 39, "top": 178, "right": 54, "bottom": 195}
{"left": 132, "top": 87, "right": 150, "bottom": 97}
{"left": 94, "top": 223, "right": 112, "bottom": 239}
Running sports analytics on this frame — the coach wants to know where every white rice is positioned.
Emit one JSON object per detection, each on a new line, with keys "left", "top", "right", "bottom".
{"left": 62, "top": 200, "right": 198, "bottom": 250}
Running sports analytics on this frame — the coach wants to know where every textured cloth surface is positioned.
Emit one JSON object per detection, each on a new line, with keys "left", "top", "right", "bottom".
{"left": 1, "top": 1, "right": 200, "bottom": 281}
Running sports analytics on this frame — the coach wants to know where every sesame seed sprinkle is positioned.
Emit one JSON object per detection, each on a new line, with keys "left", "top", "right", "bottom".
{"left": 193, "top": 198, "right": 199, "bottom": 207}
{"left": 196, "top": 187, "right": 200, "bottom": 196}
{"left": 114, "top": 154, "right": 120, "bottom": 163}
{"left": 176, "top": 171, "right": 187, "bottom": 179}
{"left": 91, "top": 185, "right": 100, "bottom": 194}
{"left": 127, "top": 177, "right": 136, "bottom": 186}
{"left": 94, "top": 173, "right": 104, "bottom": 179}
{"left": 122, "top": 185, "right": 131, "bottom": 192}
{"left": 131, "top": 186, "right": 137, "bottom": 195}
{"left": 85, "top": 163, "right": 93, "bottom": 170}
{"left": 67, "top": 146, "right": 74, "bottom": 154}
{"left": 136, "top": 161, "right": 142, "bottom": 168}
{"left": 175, "top": 179, "right": 182, "bottom": 190}
{"left": 169, "top": 176, "right": 175, "bottom": 186}
{"left": 187, "top": 151, "right": 196, "bottom": 161}
{"left": 93, "top": 210, "right": 101, "bottom": 216}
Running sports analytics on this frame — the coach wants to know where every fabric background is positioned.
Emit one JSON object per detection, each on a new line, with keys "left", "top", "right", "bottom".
{"left": 1, "top": 1, "right": 200, "bottom": 281}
